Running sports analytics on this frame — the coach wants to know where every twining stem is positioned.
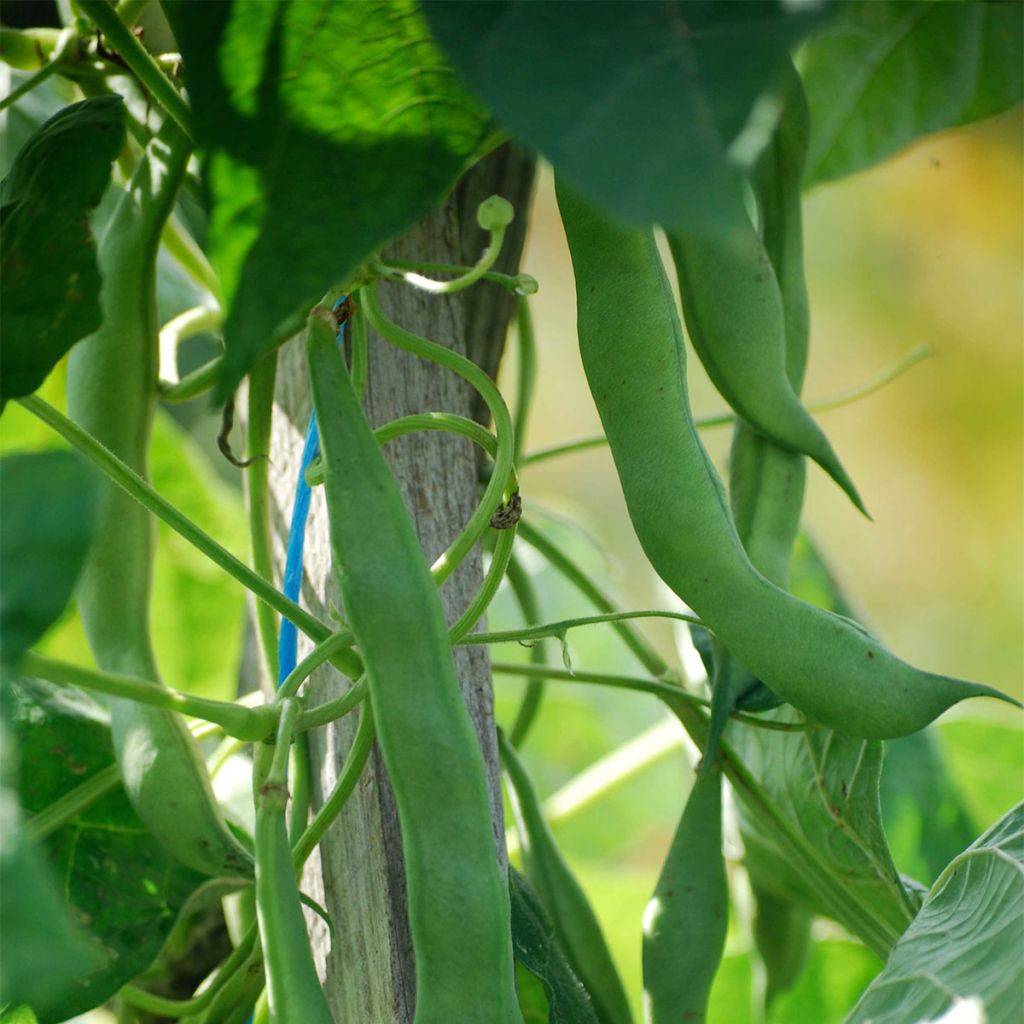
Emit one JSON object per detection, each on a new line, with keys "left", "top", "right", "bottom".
{"left": 157, "top": 305, "right": 222, "bottom": 388}
{"left": 512, "top": 298, "right": 536, "bottom": 463}
{"left": 489, "top": 662, "right": 808, "bottom": 733}
{"left": 504, "top": 551, "right": 547, "bottom": 747}
{"left": 22, "top": 652, "right": 278, "bottom": 742}
{"left": 305, "top": 413, "right": 499, "bottom": 489}
{"left": 78, "top": 0, "right": 193, "bottom": 139}
{"left": 360, "top": 283, "right": 515, "bottom": 585}
{"left": 516, "top": 520, "right": 669, "bottom": 677}
{"left": 246, "top": 351, "right": 281, "bottom": 679}
{"left": 292, "top": 702, "right": 375, "bottom": 869}
{"left": 448, "top": 525, "right": 517, "bottom": 643}
{"left": 19, "top": 396, "right": 362, "bottom": 681}
{"left": 26, "top": 763, "right": 122, "bottom": 842}
{"left": 277, "top": 631, "right": 354, "bottom": 702}
{"left": 376, "top": 260, "right": 536, "bottom": 297}
{"left": 349, "top": 306, "right": 369, "bottom": 396}
{"left": 457, "top": 609, "right": 705, "bottom": 648}
{"left": 521, "top": 343, "right": 935, "bottom": 468}
{"left": 119, "top": 924, "right": 259, "bottom": 1018}
{"left": 156, "top": 355, "right": 223, "bottom": 402}
{"left": 296, "top": 678, "right": 368, "bottom": 733}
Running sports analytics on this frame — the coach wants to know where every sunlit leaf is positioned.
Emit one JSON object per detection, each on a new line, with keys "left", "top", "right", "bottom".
{"left": 845, "top": 802, "right": 1024, "bottom": 1024}
{"left": 802, "top": 0, "right": 1023, "bottom": 187}
{"left": 164, "top": 0, "right": 493, "bottom": 399}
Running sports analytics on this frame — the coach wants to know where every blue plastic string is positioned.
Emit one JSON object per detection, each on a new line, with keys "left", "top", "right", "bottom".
{"left": 276, "top": 299, "right": 347, "bottom": 689}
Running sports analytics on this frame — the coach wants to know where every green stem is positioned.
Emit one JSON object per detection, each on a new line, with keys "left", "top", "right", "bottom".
{"left": 458, "top": 609, "right": 705, "bottom": 648}
{"left": 305, "top": 412, "right": 498, "bottom": 489}
{"left": 119, "top": 924, "right": 259, "bottom": 1018}
{"left": 115, "top": 0, "right": 150, "bottom": 27}
{"left": 157, "top": 305, "right": 222, "bottom": 388}
{"left": 516, "top": 520, "right": 668, "bottom": 677}
{"left": 277, "top": 631, "right": 353, "bottom": 702}
{"left": 377, "top": 222, "right": 507, "bottom": 295}
{"left": 490, "top": 662, "right": 810, "bottom": 733}
{"left": 296, "top": 677, "right": 368, "bottom": 733}
{"left": 157, "top": 354, "right": 222, "bottom": 402}
{"left": 376, "top": 259, "right": 535, "bottom": 296}
{"left": 288, "top": 735, "right": 312, "bottom": 845}
{"left": 448, "top": 525, "right": 516, "bottom": 643}
{"left": 512, "top": 298, "right": 535, "bottom": 464}
{"left": 78, "top": 0, "right": 193, "bottom": 139}
{"left": 292, "top": 702, "right": 375, "bottom": 869}
{"left": 505, "top": 550, "right": 547, "bottom": 747}
{"left": 246, "top": 351, "right": 280, "bottom": 680}
{"left": 360, "top": 283, "right": 515, "bottom": 585}
{"left": 265, "top": 699, "right": 301, "bottom": 786}
{"left": 350, "top": 305, "right": 369, "bottom": 396}
{"left": 0, "top": 37, "right": 68, "bottom": 112}
{"left": 19, "top": 396, "right": 362, "bottom": 679}
{"left": 23, "top": 652, "right": 278, "bottom": 742}
{"left": 161, "top": 215, "right": 221, "bottom": 300}
{"left": 26, "top": 763, "right": 121, "bottom": 842}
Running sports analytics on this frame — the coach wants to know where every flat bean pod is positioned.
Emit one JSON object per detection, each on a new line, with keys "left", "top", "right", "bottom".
{"left": 642, "top": 764, "right": 727, "bottom": 1024}
{"left": 556, "top": 178, "right": 1015, "bottom": 740}
{"left": 66, "top": 118, "right": 251, "bottom": 878}
{"left": 306, "top": 307, "right": 521, "bottom": 1024}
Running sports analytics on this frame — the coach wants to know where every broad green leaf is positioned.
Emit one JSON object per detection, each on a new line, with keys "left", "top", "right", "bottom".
{"left": 845, "top": 802, "right": 1024, "bottom": 1024}
{"left": 0, "top": 451, "right": 100, "bottom": 674}
{"left": 802, "top": 1, "right": 1023, "bottom": 187}
{"left": 732, "top": 535, "right": 914, "bottom": 955}
{"left": 0, "top": 97, "right": 125, "bottom": 408}
{"left": 510, "top": 867, "right": 600, "bottom": 1024}
{"left": 163, "top": 0, "right": 493, "bottom": 399}
{"left": 0, "top": 716, "right": 98, "bottom": 1014}
{"left": 424, "top": 0, "right": 827, "bottom": 232}
{"left": 6, "top": 678, "right": 205, "bottom": 1023}
{"left": 881, "top": 729, "right": 977, "bottom": 886}
{"left": 149, "top": 411, "right": 247, "bottom": 701}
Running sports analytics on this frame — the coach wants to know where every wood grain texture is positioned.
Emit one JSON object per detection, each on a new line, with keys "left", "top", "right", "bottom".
{"left": 256, "top": 145, "right": 535, "bottom": 1021}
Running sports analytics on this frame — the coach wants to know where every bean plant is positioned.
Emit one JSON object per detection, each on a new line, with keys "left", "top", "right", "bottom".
{"left": 0, "top": 3, "right": 1021, "bottom": 1024}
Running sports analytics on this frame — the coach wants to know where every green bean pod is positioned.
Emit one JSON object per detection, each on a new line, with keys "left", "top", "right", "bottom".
{"left": 642, "top": 764, "right": 727, "bottom": 1023}
{"left": 306, "top": 308, "right": 521, "bottom": 1024}
{"left": 500, "top": 732, "right": 634, "bottom": 1024}
{"left": 66, "top": 118, "right": 251, "bottom": 878}
{"left": 704, "top": 62, "right": 812, "bottom": 761}
{"left": 666, "top": 210, "right": 863, "bottom": 514}
{"left": 556, "top": 177, "right": 1015, "bottom": 740}
{"left": 255, "top": 701, "right": 334, "bottom": 1024}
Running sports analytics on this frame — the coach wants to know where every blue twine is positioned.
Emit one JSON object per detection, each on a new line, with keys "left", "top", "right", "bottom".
{"left": 276, "top": 297, "right": 347, "bottom": 689}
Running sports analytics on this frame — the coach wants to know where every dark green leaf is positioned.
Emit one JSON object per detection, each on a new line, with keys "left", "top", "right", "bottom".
{"left": 423, "top": 0, "right": 826, "bottom": 232}
{"left": 0, "top": 97, "right": 125, "bottom": 408}
{"left": 163, "top": 0, "right": 493, "bottom": 400}
{"left": 6, "top": 679, "right": 205, "bottom": 1023}
{"left": 510, "top": 867, "right": 600, "bottom": 1024}
{"left": 846, "top": 802, "right": 1024, "bottom": 1024}
{"left": 733, "top": 534, "right": 915, "bottom": 953}
{"left": 0, "top": 451, "right": 100, "bottom": 675}
{"left": 802, "top": 0, "right": 1023, "bottom": 187}
{"left": 0, "top": 715, "right": 99, "bottom": 1014}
